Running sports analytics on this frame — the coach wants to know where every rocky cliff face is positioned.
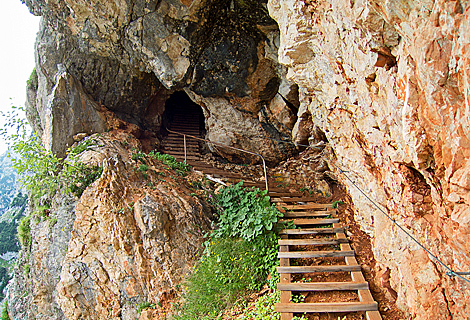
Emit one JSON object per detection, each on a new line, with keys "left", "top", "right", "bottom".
{"left": 24, "top": 0, "right": 299, "bottom": 162}
{"left": 7, "top": 132, "right": 213, "bottom": 319}
{"left": 8, "top": 0, "right": 469, "bottom": 319}
{"left": 269, "top": 0, "right": 469, "bottom": 318}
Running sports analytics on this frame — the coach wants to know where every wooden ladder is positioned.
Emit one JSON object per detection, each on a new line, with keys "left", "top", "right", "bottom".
{"left": 273, "top": 197, "right": 382, "bottom": 320}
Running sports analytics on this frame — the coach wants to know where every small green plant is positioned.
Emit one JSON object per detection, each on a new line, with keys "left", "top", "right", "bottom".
{"left": 290, "top": 294, "right": 305, "bottom": 303}
{"left": 23, "top": 263, "right": 30, "bottom": 277}
{"left": 299, "top": 187, "right": 313, "bottom": 194}
{"left": 1, "top": 300, "right": 9, "bottom": 320}
{"left": 292, "top": 316, "right": 307, "bottom": 320}
{"left": 213, "top": 182, "right": 283, "bottom": 241}
{"left": 332, "top": 200, "right": 344, "bottom": 209}
{"left": 191, "top": 180, "right": 203, "bottom": 190}
{"left": 26, "top": 68, "right": 37, "bottom": 87}
{"left": 17, "top": 215, "right": 31, "bottom": 252}
{"left": 138, "top": 164, "right": 149, "bottom": 172}
{"left": 137, "top": 301, "right": 155, "bottom": 314}
{"left": 148, "top": 150, "right": 191, "bottom": 176}
{"left": 240, "top": 291, "right": 280, "bottom": 320}
{"left": 48, "top": 218, "right": 57, "bottom": 229}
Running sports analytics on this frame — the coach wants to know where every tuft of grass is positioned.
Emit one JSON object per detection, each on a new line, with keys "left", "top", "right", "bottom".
{"left": 332, "top": 200, "right": 344, "bottom": 209}
{"left": 137, "top": 301, "right": 155, "bottom": 314}
{"left": 175, "top": 237, "right": 277, "bottom": 319}
{"left": 1, "top": 300, "right": 9, "bottom": 320}
{"left": 17, "top": 215, "right": 31, "bottom": 252}
{"left": 23, "top": 263, "right": 30, "bottom": 277}
{"left": 239, "top": 291, "right": 280, "bottom": 320}
{"left": 26, "top": 68, "right": 36, "bottom": 87}
{"left": 48, "top": 218, "right": 57, "bottom": 229}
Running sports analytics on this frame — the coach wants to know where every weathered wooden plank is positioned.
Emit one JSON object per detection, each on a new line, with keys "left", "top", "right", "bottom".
{"left": 277, "top": 281, "right": 369, "bottom": 291}
{"left": 278, "top": 250, "right": 354, "bottom": 258}
{"left": 272, "top": 197, "right": 317, "bottom": 203}
{"left": 279, "top": 227, "right": 343, "bottom": 235}
{"left": 279, "top": 234, "right": 293, "bottom": 320}
{"left": 269, "top": 192, "right": 304, "bottom": 197}
{"left": 282, "top": 210, "right": 337, "bottom": 218}
{"left": 275, "top": 302, "right": 378, "bottom": 313}
{"left": 339, "top": 230, "right": 383, "bottom": 320}
{"left": 278, "top": 238, "right": 348, "bottom": 245}
{"left": 277, "top": 265, "right": 361, "bottom": 273}
{"left": 277, "top": 204, "right": 334, "bottom": 211}
{"left": 280, "top": 218, "right": 340, "bottom": 225}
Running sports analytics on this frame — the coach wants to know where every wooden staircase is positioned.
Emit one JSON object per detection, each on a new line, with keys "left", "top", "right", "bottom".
{"left": 272, "top": 197, "right": 382, "bottom": 320}
{"left": 161, "top": 106, "right": 203, "bottom": 162}
{"left": 160, "top": 123, "right": 382, "bottom": 318}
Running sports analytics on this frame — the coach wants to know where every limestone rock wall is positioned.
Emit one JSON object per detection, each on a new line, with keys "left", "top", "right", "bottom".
{"left": 268, "top": 0, "right": 469, "bottom": 318}
{"left": 7, "top": 133, "right": 213, "bottom": 320}
{"left": 24, "top": 0, "right": 300, "bottom": 163}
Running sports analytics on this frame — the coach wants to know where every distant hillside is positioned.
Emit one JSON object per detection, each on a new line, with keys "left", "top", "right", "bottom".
{"left": 0, "top": 151, "right": 25, "bottom": 301}
{"left": 0, "top": 152, "right": 18, "bottom": 216}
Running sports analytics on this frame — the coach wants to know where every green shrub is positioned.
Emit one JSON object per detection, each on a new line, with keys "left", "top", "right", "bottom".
{"left": 137, "top": 301, "right": 155, "bottom": 314}
{"left": 240, "top": 291, "right": 280, "bottom": 320}
{"left": 148, "top": 150, "right": 190, "bottom": 176}
{"left": 213, "top": 182, "right": 283, "bottom": 241}
{"left": 9, "top": 134, "right": 102, "bottom": 205}
{"left": 1, "top": 300, "right": 9, "bottom": 320}
{"left": 17, "top": 215, "right": 31, "bottom": 252}
{"left": 176, "top": 238, "right": 272, "bottom": 319}
{"left": 176, "top": 183, "right": 283, "bottom": 319}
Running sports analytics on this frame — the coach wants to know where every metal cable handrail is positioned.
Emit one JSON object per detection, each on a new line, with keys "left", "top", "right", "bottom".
{"left": 166, "top": 129, "right": 269, "bottom": 192}
{"left": 331, "top": 162, "right": 470, "bottom": 285}
{"left": 167, "top": 127, "right": 469, "bottom": 284}
{"left": 231, "top": 135, "right": 469, "bottom": 284}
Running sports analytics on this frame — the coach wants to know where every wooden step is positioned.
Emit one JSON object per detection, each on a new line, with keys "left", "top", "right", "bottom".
{"left": 171, "top": 156, "right": 201, "bottom": 161}
{"left": 277, "top": 265, "right": 361, "bottom": 273}
{"left": 275, "top": 302, "right": 377, "bottom": 313}
{"left": 164, "top": 150, "right": 200, "bottom": 156}
{"left": 162, "top": 147, "right": 200, "bottom": 152}
{"left": 164, "top": 138, "right": 200, "bottom": 143}
{"left": 280, "top": 218, "right": 339, "bottom": 226}
{"left": 283, "top": 210, "right": 336, "bottom": 218}
{"left": 277, "top": 204, "right": 334, "bottom": 211}
{"left": 278, "top": 250, "right": 354, "bottom": 258}
{"left": 279, "top": 227, "right": 343, "bottom": 235}
{"left": 268, "top": 192, "right": 304, "bottom": 197}
{"left": 273, "top": 197, "right": 327, "bottom": 203}
{"left": 277, "top": 281, "right": 369, "bottom": 291}
{"left": 278, "top": 238, "right": 348, "bottom": 246}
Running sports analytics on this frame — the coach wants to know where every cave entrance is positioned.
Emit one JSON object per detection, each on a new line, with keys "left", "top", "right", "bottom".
{"left": 160, "top": 91, "right": 205, "bottom": 162}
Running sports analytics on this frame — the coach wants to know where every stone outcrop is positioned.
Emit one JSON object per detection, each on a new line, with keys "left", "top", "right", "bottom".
{"left": 268, "top": 0, "right": 470, "bottom": 318}
{"left": 7, "top": 133, "right": 213, "bottom": 320}
{"left": 24, "top": 0, "right": 300, "bottom": 163}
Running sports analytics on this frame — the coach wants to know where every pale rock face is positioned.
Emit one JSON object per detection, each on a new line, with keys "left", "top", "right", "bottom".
{"left": 269, "top": 0, "right": 470, "bottom": 318}
{"left": 7, "top": 133, "right": 213, "bottom": 320}
{"left": 186, "top": 90, "right": 297, "bottom": 164}
{"left": 55, "top": 135, "right": 211, "bottom": 320}
{"left": 25, "top": 0, "right": 301, "bottom": 163}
